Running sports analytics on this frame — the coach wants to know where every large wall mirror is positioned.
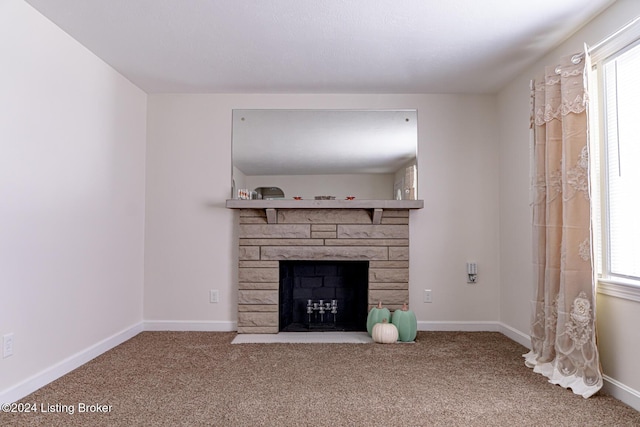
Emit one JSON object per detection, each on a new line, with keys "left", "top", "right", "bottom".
{"left": 231, "top": 109, "right": 418, "bottom": 200}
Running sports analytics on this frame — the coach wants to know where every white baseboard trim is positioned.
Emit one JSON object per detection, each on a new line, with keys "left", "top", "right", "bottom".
{"left": 143, "top": 320, "right": 237, "bottom": 332}
{"left": 497, "top": 323, "right": 531, "bottom": 349}
{"left": 418, "top": 320, "right": 501, "bottom": 332}
{"left": 0, "top": 322, "right": 143, "bottom": 404}
{"left": 603, "top": 374, "right": 640, "bottom": 412}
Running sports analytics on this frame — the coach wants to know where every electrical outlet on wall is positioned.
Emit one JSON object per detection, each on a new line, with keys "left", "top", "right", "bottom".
{"left": 210, "top": 290, "right": 219, "bottom": 303}
{"left": 467, "top": 262, "right": 478, "bottom": 283}
{"left": 423, "top": 290, "right": 432, "bottom": 303}
{"left": 3, "top": 333, "right": 14, "bottom": 358}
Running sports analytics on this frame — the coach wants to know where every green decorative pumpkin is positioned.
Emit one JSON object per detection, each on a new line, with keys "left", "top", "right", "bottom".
{"left": 372, "top": 319, "right": 398, "bottom": 344}
{"left": 392, "top": 303, "right": 417, "bottom": 342}
{"left": 366, "top": 301, "right": 391, "bottom": 336}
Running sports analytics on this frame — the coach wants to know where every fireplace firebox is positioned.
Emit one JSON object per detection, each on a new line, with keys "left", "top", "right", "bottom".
{"left": 279, "top": 261, "right": 369, "bottom": 332}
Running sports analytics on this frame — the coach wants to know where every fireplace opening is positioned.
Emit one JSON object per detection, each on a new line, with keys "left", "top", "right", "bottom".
{"left": 279, "top": 261, "right": 369, "bottom": 332}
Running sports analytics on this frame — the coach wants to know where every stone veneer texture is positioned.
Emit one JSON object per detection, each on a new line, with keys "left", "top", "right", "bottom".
{"left": 237, "top": 208, "right": 411, "bottom": 333}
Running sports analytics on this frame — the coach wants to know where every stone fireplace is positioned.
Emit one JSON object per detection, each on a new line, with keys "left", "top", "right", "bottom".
{"left": 227, "top": 200, "right": 422, "bottom": 333}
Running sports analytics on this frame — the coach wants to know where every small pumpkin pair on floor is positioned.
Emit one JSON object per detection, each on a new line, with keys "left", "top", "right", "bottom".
{"left": 366, "top": 301, "right": 417, "bottom": 343}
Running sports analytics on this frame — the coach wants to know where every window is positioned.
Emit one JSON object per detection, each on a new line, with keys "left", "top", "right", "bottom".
{"left": 589, "top": 18, "right": 640, "bottom": 301}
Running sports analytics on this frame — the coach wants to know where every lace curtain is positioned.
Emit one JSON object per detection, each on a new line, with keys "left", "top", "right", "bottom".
{"left": 524, "top": 53, "right": 603, "bottom": 398}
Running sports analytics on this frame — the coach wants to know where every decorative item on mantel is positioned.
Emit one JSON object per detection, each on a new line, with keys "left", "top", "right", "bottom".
{"left": 314, "top": 195, "right": 336, "bottom": 200}
{"left": 293, "top": 196, "right": 302, "bottom": 200}
{"left": 345, "top": 196, "right": 355, "bottom": 200}
{"left": 237, "top": 189, "right": 256, "bottom": 200}
{"left": 254, "top": 186, "right": 285, "bottom": 200}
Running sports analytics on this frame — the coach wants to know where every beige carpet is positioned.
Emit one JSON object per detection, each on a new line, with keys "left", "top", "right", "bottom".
{"left": 2, "top": 331, "right": 639, "bottom": 426}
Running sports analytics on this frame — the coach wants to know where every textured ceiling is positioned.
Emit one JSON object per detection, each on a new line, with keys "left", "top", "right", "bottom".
{"left": 25, "top": 0, "right": 615, "bottom": 94}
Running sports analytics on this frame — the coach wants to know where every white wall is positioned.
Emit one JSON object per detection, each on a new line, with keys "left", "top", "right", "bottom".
{"left": 144, "top": 94, "right": 500, "bottom": 327}
{"left": 0, "top": 0, "right": 147, "bottom": 400}
{"left": 498, "top": 0, "right": 640, "bottom": 398}
{"left": 144, "top": 95, "right": 237, "bottom": 327}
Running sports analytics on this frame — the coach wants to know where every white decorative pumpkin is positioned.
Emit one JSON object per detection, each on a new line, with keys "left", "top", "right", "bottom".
{"left": 372, "top": 319, "right": 398, "bottom": 344}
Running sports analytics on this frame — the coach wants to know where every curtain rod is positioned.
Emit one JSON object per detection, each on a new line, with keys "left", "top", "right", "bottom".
{"left": 587, "top": 15, "right": 640, "bottom": 53}
{"left": 554, "top": 15, "right": 640, "bottom": 74}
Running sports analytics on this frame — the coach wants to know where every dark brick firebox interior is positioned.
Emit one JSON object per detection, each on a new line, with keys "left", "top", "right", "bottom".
{"left": 279, "top": 261, "right": 369, "bottom": 332}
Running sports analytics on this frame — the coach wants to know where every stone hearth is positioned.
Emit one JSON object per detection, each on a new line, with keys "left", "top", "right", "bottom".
{"left": 233, "top": 207, "right": 415, "bottom": 333}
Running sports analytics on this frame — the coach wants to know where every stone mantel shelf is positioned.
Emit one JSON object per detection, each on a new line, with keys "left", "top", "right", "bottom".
{"left": 226, "top": 199, "right": 423, "bottom": 224}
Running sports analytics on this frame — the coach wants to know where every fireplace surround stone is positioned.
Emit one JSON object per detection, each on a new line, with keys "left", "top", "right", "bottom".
{"left": 228, "top": 201, "right": 422, "bottom": 333}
